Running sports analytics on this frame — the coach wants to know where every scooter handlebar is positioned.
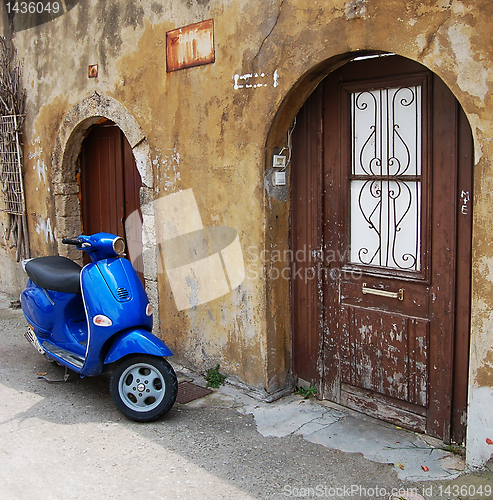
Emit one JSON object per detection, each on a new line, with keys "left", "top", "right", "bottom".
{"left": 62, "top": 238, "right": 83, "bottom": 246}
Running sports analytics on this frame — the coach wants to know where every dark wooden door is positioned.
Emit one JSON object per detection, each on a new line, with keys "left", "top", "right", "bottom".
{"left": 79, "top": 122, "right": 143, "bottom": 277}
{"left": 291, "top": 56, "right": 472, "bottom": 443}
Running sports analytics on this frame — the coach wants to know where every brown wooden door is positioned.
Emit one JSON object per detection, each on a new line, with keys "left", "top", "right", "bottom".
{"left": 79, "top": 122, "right": 143, "bottom": 278}
{"left": 291, "top": 55, "right": 472, "bottom": 443}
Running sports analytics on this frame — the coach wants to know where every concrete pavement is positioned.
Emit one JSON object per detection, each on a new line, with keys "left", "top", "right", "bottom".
{"left": 0, "top": 293, "right": 491, "bottom": 500}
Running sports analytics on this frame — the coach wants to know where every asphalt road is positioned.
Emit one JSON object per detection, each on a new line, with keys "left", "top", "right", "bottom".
{"left": 0, "top": 296, "right": 492, "bottom": 500}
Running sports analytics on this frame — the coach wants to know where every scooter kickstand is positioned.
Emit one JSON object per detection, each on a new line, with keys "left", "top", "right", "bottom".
{"left": 38, "top": 366, "right": 70, "bottom": 383}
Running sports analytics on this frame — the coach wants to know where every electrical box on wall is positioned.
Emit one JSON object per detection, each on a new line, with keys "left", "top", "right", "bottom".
{"left": 273, "top": 171, "right": 286, "bottom": 186}
{"left": 272, "top": 153, "right": 287, "bottom": 186}
{"left": 273, "top": 154, "right": 286, "bottom": 168}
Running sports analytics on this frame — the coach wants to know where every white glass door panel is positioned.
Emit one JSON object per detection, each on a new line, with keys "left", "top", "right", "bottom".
{"left": 350, "top": 86, "right": 422, "bottom": 271}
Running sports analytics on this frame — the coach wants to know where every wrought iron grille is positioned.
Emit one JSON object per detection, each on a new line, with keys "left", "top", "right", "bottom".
{"left": 350, "top": 85, "right": 422, "bottom": 271}
{"left": 0, "top": 114, "right": 25, "bottom": 215}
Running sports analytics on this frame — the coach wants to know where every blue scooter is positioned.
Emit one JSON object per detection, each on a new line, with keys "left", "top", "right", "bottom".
{"left": 20, "top": 233, "right": 178, "bottom": 422}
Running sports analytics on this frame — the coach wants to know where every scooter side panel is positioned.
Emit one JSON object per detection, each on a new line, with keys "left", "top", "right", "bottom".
{"left": 104, "top": 328, "right": 174, "bottom": 364}
{"left": 20, "top": 280, "right": 85, "bottom": 340}
{"left": 21, "top": 280, "right": 54, "bottom": 337}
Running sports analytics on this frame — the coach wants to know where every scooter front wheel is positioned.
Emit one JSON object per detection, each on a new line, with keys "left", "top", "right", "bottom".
{"left": 110, "top": 354, "right": 178, "bottom": 422}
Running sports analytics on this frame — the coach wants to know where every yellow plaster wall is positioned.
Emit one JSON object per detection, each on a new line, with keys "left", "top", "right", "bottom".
{"left": 2, "top": 0, "right": 493, "bottom": 463}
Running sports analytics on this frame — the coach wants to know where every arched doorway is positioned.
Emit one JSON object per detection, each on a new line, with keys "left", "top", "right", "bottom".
{"left": 291, "top": 55, "right": 473, "bottom": 444}
{"left": 78, "top": 120, "right": 143, "bottom": 280}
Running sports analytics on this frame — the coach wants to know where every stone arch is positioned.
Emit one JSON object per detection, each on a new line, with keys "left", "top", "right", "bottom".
{"left": 266, "top": 51, "right": 385, "bottom": 151}
{"left": 263, "top": 50, "right": 475, "bottom": 403}
{"left": 264, "top": 52, "right": 388, "bottom": 395}
{"left": 51, "top": 92, "right": 159, "bottom": 320}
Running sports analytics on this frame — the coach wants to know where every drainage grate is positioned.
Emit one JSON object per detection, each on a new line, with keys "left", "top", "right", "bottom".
{"left": 176, "top": 381, "right": 213, "bottom": 404}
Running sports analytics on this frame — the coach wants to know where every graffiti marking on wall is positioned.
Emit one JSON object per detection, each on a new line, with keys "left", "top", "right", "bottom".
{"left": 29, "top": 134, "right": 48, "bottom": 190}
{"left": 160, "top": 149, "right": 181, "bottom": 192}
{"left": 35, "top": 216, "right": 53, "bottom": 244}
{"left": 233, "top": 70, "right": 279, "bottom": 90}
{"left": 28, "top": 137, "right": 42, "bottom": 160}
{"left": 36, "top": 158, "right": 47, "bottom": 183}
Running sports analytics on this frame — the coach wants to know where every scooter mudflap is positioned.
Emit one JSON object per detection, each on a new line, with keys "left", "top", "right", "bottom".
{"left": 24, "top": 327, "right": 45, "bottom": 355}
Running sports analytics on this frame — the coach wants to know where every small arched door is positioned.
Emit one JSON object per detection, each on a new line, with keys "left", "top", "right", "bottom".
{"left": 291, "top": 55, "right": 472, "bottom": 444}
{"left": 79, "top": 121, "right": 143, "bottom": 280}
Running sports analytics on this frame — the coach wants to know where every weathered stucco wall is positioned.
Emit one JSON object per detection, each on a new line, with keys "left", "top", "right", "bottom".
{"left": 1, "top": 0, "right": 492, "bottom": 467}
{"left": 0, "top": 226, "right": 26, "bottom": 296}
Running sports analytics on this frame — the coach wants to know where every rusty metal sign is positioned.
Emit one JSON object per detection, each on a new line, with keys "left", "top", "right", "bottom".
{"left": 166, "top": 19, "right": 215, "bottom": 72}
{"left": 88, "top": 64, "right": 98, "bottom": 78}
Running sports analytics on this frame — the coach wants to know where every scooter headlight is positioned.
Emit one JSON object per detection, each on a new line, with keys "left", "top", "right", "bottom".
{"left": 112, "top": 237, "right": 126, "bottom": 255}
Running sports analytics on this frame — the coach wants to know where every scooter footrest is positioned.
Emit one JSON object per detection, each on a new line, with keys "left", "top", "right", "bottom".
{"left": 41, "top": 342, "right": 85, "bottom": 370}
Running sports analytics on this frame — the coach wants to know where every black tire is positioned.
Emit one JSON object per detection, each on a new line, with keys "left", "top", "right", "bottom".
{"left": 109, "top": 354, "right": 178, "bottom": 422}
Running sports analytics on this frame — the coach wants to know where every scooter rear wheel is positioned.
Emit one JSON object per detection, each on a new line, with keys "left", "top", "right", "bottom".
{"left": 110, "top": 354, "right": 178, "bottom": 422}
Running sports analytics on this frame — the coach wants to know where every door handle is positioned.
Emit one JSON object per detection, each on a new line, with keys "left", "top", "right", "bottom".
{"left": 362, "top": 283, "right": 404, "bottom": 301}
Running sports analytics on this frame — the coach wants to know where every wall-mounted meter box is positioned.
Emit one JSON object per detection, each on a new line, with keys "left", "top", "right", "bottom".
{"left": 273, "top": 171, "right": 286, "bottom": 186}
{"left": 273, "top": 155, "right": 286, "bottom": 168}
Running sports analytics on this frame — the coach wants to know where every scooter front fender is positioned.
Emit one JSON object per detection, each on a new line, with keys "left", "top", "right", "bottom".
{"left": 104, "top": 328, "right": 173, "bottom": 365}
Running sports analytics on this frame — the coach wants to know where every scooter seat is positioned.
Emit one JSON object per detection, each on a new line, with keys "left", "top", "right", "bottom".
{"left": 25, "top": 256, "right": 82, "bottom": 294}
